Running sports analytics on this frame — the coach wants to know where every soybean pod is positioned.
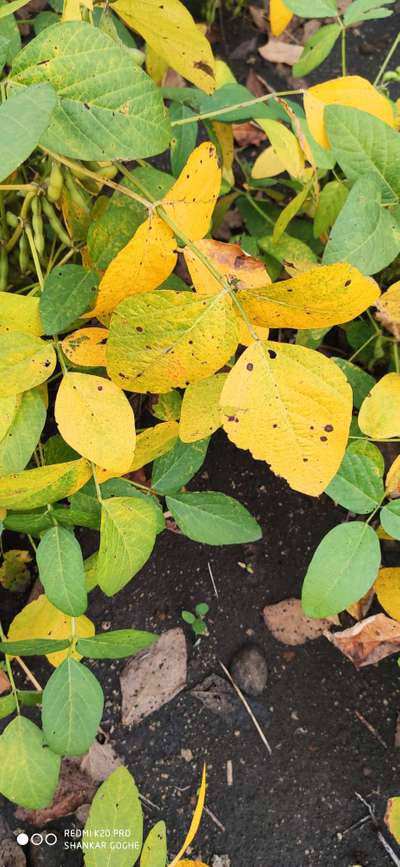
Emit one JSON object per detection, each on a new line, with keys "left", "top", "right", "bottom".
{"left": 41, "top": 197, "right": 72, "bottom": 247}
{"left": 0, "top": 247, "right": 8, "bottom": 290}
{"left": 31, "top": 197, "right": 45, "bottom": 256}
{"left": 47, "top": 161, "right": 64, "bottom": 203}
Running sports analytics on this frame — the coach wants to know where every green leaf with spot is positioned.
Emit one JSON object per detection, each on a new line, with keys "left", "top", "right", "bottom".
{"left": 84, "top": 767, "right": 143, "bottom": 867}
{"left": 140, "top": 821, "right": 167, "bottom": 867}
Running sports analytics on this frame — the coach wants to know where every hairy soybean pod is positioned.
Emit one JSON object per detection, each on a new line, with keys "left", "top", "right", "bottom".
{"left": 87, "top": 160, "right": 119, "bottom": 179}
{"left": 64, "top": 171, "right": 90, "bottom": 209}
{"left": 0, "top": 247, "right": 8, "bottom": 290}
{"left": 47, "top": 161, "right": 64, "bottom": 203}
{"left": 18, "top": 231, "right": 30, "bottom": 275}
{"left": 41, "top": 197, "right": 72, "bottom": 247}
{"left": 31, "top": 197, "right": 45, "bottom": 256}
{"left": 6, "top": 211, "right": 19, "bottom": 229}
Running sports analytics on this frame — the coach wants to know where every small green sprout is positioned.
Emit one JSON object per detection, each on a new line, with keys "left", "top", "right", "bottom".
{"left": 181, "top": 602, "right": 209, "bottom": 637}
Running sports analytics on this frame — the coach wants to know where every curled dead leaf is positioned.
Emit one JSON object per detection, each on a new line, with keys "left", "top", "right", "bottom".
{"left": 263, "top": 598, "right": 339, "bottom": 645}
{"left": 259, "top": 39, "right": 303, "bottom": 67}
{"left": 325, "top": 613, "right": 400, "bottom": 667}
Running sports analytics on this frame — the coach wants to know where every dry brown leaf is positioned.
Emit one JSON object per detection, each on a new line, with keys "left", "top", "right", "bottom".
{"left": 80, "top": 739, "right": 123, "bottom": 782}
{"left": 15, "top": 760, "right": 95, "bottom": 825}
{"left": 0, "top": 670, "right": 10, "bottom": 694}
{"left": 346, "top": 588, "right": 375, "bottom": 621}
{"left": 246, "top": 68, "right": 271, "bottom": 98}
{"left": 248, "top": 4, "right": 268, "bottom": 31}
{"left": 263, "top": 598, "right": 339, "bottom": 645}
{"left": 233, "top": 123, "right": 267, "bottom": 147}
{"left": 259, "top": 39, "right": 303, "bottom": 66}
{"left": 325, "top": 613, "right": 400, "bottom": 668}
{"left": 120, "top": 628, "right": 187, "bottom": 725}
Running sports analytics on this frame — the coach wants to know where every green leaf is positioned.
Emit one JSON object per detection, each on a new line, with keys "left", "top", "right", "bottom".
{"left": 17, "top": 689, "right": 43, "bottom": 707}
{"left": 170, "top": 103, "right": 198, "bottom": 177}
{"left": 0, "top": 638, "right": 71, "bottom": 655}
{"left": 0, "top": 693, "right": 16, "bottom": 720}
{"left": 302, "top": 521, "right": 381, "bottom": 617}
{"left": 380, "top": 500, "right": 400, "bottom": 539}
{"left": 181, "top": 610, "right": 196, "bottom": 624}
{"left": 0, "top": 34, "right": 9, "bottom": 70}
{"left": 152, "top": 437, "right": 209, "bottom": 494}
{"left": 0, "top": 84, "right": 56, "bottom": 183}
{"left": 344, "top": 0, "right": 394, "bottom": 25}
{"left": 0, "top": 0, "right": 33, "bottom": 18}
{"left": 36, "top": 525, "right": 87, "bottom": 616}
{"left": 4, "top": 508, "right": 54, "bottom": 535}
{"left": 166, "top": 491, "right": 262, "bottom": 545}
{"left": 197, "top": 83, "right": 288, "bottom": 123}
{"left": 0, "top": 1, "right": 20, "bottom": 64}
{"left": 76, "top": 629, "right": 158, "bottom": 659}
{"left": 84, "top": 767, "right": 143, "bottom": 867}
{"left": 273, "top": 185, "right": 310, "bottom": 244}
{"left": 293, "top": 24, "right": 341, "bottom": 77}
{"left": 0, "top": 716, "right": 60, "bottom": 808}
{"left": 10, "top": 21, "right": 171, "bottom": 160}
{"left": 313, "top": 180, "right": 348, "bottom": 238}
{"left": 42, "top": 658, "right": 104, "bottom": 756}
{"left": 140, "top": 821, "right": 167, "bottom": 867}
{"left": 325, "top": 106, "right": 400, "bottom": 203}
{"left": 323, "top": 175, "right": 400, "bottom": 275}
{"left": 44, "top": 433, "right": 80, "bottom": 465}
{"left": 325, "top": 441, "right": 384, "bottom": 514}
{"left": 33, "top": 10, "right": 59, "bottom": 35}
{"left": 40, "top": 265, "right": 99, "bottom": 335}
{"left": 284, "top": 0, "right": 337, "bottom": 15}
{"left": 97, "top": 496, "right": 157, "bottom": 596}
{"left": 332, "top": 358, "right": 375, "bottom": 409}
{"left": 0, "top": 387, "right": 47, "bottom": 477}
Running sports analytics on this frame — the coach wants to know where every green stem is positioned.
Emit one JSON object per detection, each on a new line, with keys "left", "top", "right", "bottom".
{"left": 348, "top": 333, "right": 377, "bottom": 363}
{"left": 374, "top": 31, "right": 400, "bottom": 86}
{"left": 41, "top": 148, "right": 150, "bottom": 209}
{"left": 25, "top": 223, "right": 44, "bottom": 289}
{"left": 393, "top": 341, "right": 400, "bottom": 373}
{"left": 366, "top": 494, "right": 386, "bottom": 525}
{"left": 53, "top": 336, "right": 68, "bottom": 375}
{"left": 91, "top": 463, "right": 103, "bottom": 504}
{"left": 170, "top": 89, "right": 305, "bottom": 126}
{"left": 341, "top": 27, "right": 347, "bottom": 77}
{"left": 0, "top": 622, "right": 20, "bottom": 714}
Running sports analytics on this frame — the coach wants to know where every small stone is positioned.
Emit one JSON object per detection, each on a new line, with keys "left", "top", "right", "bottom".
{"left": 0, "top": 838, "right": 26, "bottom": 867}
{"left": 230, "top": 645, "right": 268, "bottom": 696}
{"left": 212, "top": 857, "right": 231, "bottom": 867}
{"left": 181, "top": 748, "right": 193, "bottom": 762}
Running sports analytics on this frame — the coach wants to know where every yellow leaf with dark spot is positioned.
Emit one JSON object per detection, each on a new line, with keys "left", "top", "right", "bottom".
{"left": 220, "top": 341, "right": 352, "bottom": 496}
{"left": 55, "top": 373, "right": 135, "bottom": 473}
{"left": 0, "top": 333, "right": 56, "bottom": 398}
{"left": 359, "top": 373, "right": 400, "bottom": 438}
{"left": 375, "top": 279, "right": 400, "bottom": 338}
{"left": 161, "top": 142, "right": 221, "bottom": 241}
{"left": 270, "top": 0, "right": 293, "bottom": 36}
{"left": 0, "top": 459, "right": 91, "bottom": 510}
{"left": 180, "top": 374, "right": 227, "bottom": 442}
{"left": 106, "top": 290, "right": 238, "bottom": 394}
{"left": 237, "top": 317, "right": 269, "bottom": 346}
{"left": 375, "top": 567, "right": 400, "bottom": 621}
{"left": 0, "top": 294, "right": 43, "bottom": 336}
{"left": 7, "top": 594, "right": 94, "bottom": 667}
{"left": 237, "top": 263, "right": 380, "bottom": 328}
{"left": 304, "top": 75, "right": 394, "bottom": 149}
{"left": 62, "top": 327, "right": 108, "bottom": 368}
{"left": 184, "top": 238, "right": 270, "bottom": 297}
{"left": 0, "top": 395, "right": 19, "bottom": 442}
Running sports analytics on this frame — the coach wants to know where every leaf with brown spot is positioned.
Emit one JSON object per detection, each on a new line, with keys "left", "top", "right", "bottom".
{"left": 263, "top": 598, "right": 339, "bottom": 645}
{"left": 184, "top": 238, "right": 271, "bottom": 297}
{"left": 325, "top": 613, "right": 400, "bottom": 667}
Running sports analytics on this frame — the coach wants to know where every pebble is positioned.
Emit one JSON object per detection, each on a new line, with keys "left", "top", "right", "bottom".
{"left": 230, "top": 645, "right": 268, "bottom": 696}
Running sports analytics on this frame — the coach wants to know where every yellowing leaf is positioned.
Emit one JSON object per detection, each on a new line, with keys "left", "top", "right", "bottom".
{"left": 220, "top": 341, "right": 352, "bottom": 496}
{"left": 7, "top": 594, "right": 94, "bottom": 667}
{"left": 176, "top": 862, "right": 209, "bottom": 866}
{"left": 90, "top": 215, "right": 177, "bottom": 317}
{"left": 161, "top": 142, "right": 221, "bottom": 241}
{"left": 385, "top": 797, "right": 400, "bottom": 844}
{"left": 146, "top": 43, "right": 168, "bottom": 85}
{"left": 375, "top": 279, "right": 400, "bottom": 338}
{"left": 359, "top": 373, "right": 400, "bottom": 438}
{"left": 131, "top": 420, "right": 179, "bottom": 471}
{"left": 304, "top": 75, "right": 394, "bottom": 148}
{"left": 375, "top": 567, "right": 400, "bottom": 621}
{"left": 0, "top": 459, "right": 91, "bottom": 510}
{"left": 252, "top": 145, "right": 286, "bottom": 179}
{"left": 0, "top": 294, "right": 43, "bottom": 337}
{"left": 212, "top": 121, "right": 234, "bottom": 186}
{"left": 386, "top": 455, "right": 400, "bottom": 497}
{"left": 0, "top": 395, "right": 19, "bottom": 442}
{"left": 237, "top": 263, "right": 380, "bottom": 328}
{"left": 256, "top": 119, "right": 305, "bottom": 180}
{"left": 237, "top": 318, "right": 269, "bottom": 346}
{"left": 180, "top": 374, "right": 227, "bottom": 442}
{"left": 270, "top": 0, "right": 293, "bottom": 36}
{"left": 215, "top": 59, "right": 235, "bottom": 88}
{"left": 0, "top": 333, "right": 56, "bottom": 398}
{"left": 61, "top": 327, "right": 108, "bottom": 368}
{"left": 55, "top": 373, "right": 135, "bottom": 473}
{"left": 106, "top": 290, "right": 238, "bottom": 394}
{"left": 184, "top": 239, "right": 270, "bottom": 297}
{"left": 113, "top": 0, "right": 215, "bottom": 93}
{"left": 168, "top": 766, "right": 207, "bottom": 867}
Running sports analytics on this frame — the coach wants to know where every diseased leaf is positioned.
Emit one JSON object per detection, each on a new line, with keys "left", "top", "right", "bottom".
{"left": 7, "top": 593, "right": 94, "bottom": 667}
{"left": 96, "top": 497, "right": 157, "bottom": 595}
{"left": 152, "top": 391, "right": 182, "bottom": 422}
{"left": 168, "top": 766, "right": 207, "bottom": 867}
{"left": 42, "top": 659, "right": 104, "bottom": 756}
{"left": 375, "top": 567, "right": 400, "bottom": 620}
{"left": 0, "top": 293, "right": 43, "bottom": 337}
{"left": 0, "top": 458, "right": 91, "bottom": 510}
{"left": 40, "top": 265, "right": 99, "bottom": 335}
{"left": 62, "top": 328, "right": 108, "bottom": 368}
{"left": 325, "top": 441, "right": 384, "bottom": 514}
{"left": 140, "top": 821, "right": 167, "bottom": 867}
{"left": 304, "top": 75, "right": 394, "bottom": 149}
{"left": 180, "top": 374, "right": 227, "bottom": 442}
{"left": 130, "top": 421, "right": 179, "bottom": 472}
{"left": 220, "top": 341, "right": 352, "bottom": 497}
{"left": 36, "top": 525, "right": 87, "bottom": 616}
{"left": 84, "top": 767, "right": 143, "bottom": 867}
{"left": 184, "top": 238, "right": 270, "bottom": 297}
{"left": 251, "top": 145, "right": 285, "bottom": 179}
{"left": 0, "top": 394, "right": 19, "bottom": 443}
{"left": 386, "top": 455, "right": 400, "bottom": 497}
{"left": 106, "top": 290, "right": 238, "bottom": 394}
{"left": 152, "top": 437, "right": 209, "bottom": 494}
{"left": 301, "top": 522, "right": 381, "bottom": 617}
{"left": 166, "top": 491, "right": 262, "bottom": 545}
{"left": 376, "top": 280, "right": 400, "bottom": 338}
{"left": 359, "top": 372, "right": 400, "bottom": 438}
{"left": 0, "top": 717, "right": 60, "bottom": 809}
{"left": 55, "top": 373, "right": 135, "bottom": 473}
{"left": 256, "top": 119, "right": 305, "bottom": 180}
{"left": 0, "top": 333, "right": 56, "bottom": 398}
{"left": 160, "top": 142, "right": 221, "bottom": 241}
{"left": 325, "top": 612, "right": 400, "bottom": 666}
{"left": 0, "top": 84, "right": 56, "bottom": 182}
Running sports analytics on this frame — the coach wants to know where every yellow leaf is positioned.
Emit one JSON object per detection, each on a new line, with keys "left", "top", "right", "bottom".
{"left": 61, "top": 327, "right": 108, "bottom": 368}
{"left": 168, "top": 766, "right": 207, "bottom": 867}
{"left": 130, "top": 420, "right": 179, "bottom": 471}
{"left": 386, "top": 455, "right": 400, "bottom": 497}
{"left": 304, "top": 75, "right": 394, "bottom": 149}
{"left": 0, "top": 507, "right": 6, "bottom": 521}
{"left": 176, "top": 862, "right": 209, "bottom": 866}
{"left": 0, "top": 395, "right": 19, "bottom": 442}
{"left": 89, "top": 215, "right": 177, "bottom": 318}
{"left": 252, "top": 145, "right": 286, "bottom": 179}
{"left": 256, "top": 119, "right": 305, "bottom": 180}
{"left": 55, "top": 373, "right": 136, "bottom": 473}
{"left": 212, "top": 121, "right": 234, "bottom": 186}
{"left": 359, "top": 373, "right": 400, "bottom": 439}
{"left": 107, "top": 290, "right": 238, "bottom": 394}
{"left": 7, "top": 594, "right": 94, "bottom": 667}
{"left": 180, "top": 374, "right": 227, "bottom": 442}
{"left": 0, "top": 333, "right": 56, "bottom": 398}
{"left": 0, "top": 459, "right": 91, "bottom": 510}
{"left": 237, "top": 317, "right": 269, "bottom": 346}
{"left": 375, "top": 567, "right": 400, "bottom": 621}
{"left": 270, "top": 0, "right": 293, "bottom": 36}
{"left": 376, "top": 525, "right": 394, "bottom": 541}
{"left": 145, "top": 43, "right": 169, "bottom": 85}
{"left": 237, "top": 263, "right": 380, "bottom": 328}
{"left": 375, "top": 279, "right": 400, "bottom": 338}
{"left": 215, "top": 59, "right": 235, "bottom": 88}
{"left": 220, "top": 341, "right": 352, "bottom": 496}
{"left": 113, "top": 0, "right": 215, "bottom": 93}
{"left": 184, "top": 238, "right": 270, "bottom": 297}
{"left": 385, "top": 797, "right": 400, "bottom": 844}
{"left": 0, "top": 294, "right": 43, "bottom": 337}
{"left": 161, "top": 142, "right": 221, "bottom": 241}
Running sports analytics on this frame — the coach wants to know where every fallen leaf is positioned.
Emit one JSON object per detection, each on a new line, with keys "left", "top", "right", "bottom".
{"left": 233, "top": 122, "right": 267, "bottom": 147}
{"left": 0, "top": 671, "right": 10, "bottom": 695}
{"left": 325, "top": 613, "right": 400, "bottom": 667}
{"left": 347, "top": 587, "right": 375, "bottom": 621}
{"left": 191, "top": 673, "right": 238, "bottom": 719}
{"left": 80, "top": 740, "right": 123, "bottom": 782}
{"left": 385, "top": 796, "right": 400, "bottom": 843}
{"left": 120, "top": 628, "right": 187, "bottom": 725}
{"left": 248, "top": 4, "right": 268, "bottom": 31}
{"left": 259, "top": 39, "right": 303, "bottom": 66}
{"left": 263, "top": 598, "right": 339, "bottom": 645}
{"left": 246, "top": 68, "right": 270, "bottom": 98}
{"left": 15, "top": 760, "right": 95, "bottom": 826}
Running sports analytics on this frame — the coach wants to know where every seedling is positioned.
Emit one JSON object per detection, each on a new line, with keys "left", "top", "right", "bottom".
{"left": 181, "top": 603, "right": 210, "bottom": 637}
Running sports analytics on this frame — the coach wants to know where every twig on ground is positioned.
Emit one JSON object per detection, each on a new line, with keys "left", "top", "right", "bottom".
{"left": 226, "top": 760, "right": 233, "bottom": 787}
{"left": 355, "top": 792, "right": 400, "bottom": 867}
{"left": 208, "top": 561, "right": 219, "bottom": 600}
{"left": 354, "top": 710, "right": 388, "bottom": 749}
{"left": 204, "top": 805, "right": 226, "bottom": 833}
{"left": 219, "top": 660, "right": 272, "bottom": 756}
{"left": 15, "top": 656, "right": 42, "bottom": 692}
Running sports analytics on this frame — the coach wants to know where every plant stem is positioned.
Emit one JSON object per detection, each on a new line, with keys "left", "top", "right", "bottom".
{"left": 53, "top": 336, "right": 68, "bottom": 375}
{"left": 25, "top": 223, "right": 44, "bottom": 289}
{"left": 394, "top": 341, "right": 400, "bottom": 373}
{"left": 91, "top": 463, "right": 103, "bottom": 503}
{"left": 0, "top": 621, "right": 20, "bottom": 713}
{"left": 170, "top": 89, "right": 305, "bottom": 126}
{"left": 348, "top": 333, "right": 377, "bottom": 363}
{"left": 374, "top": 31, "right": 400, "bottom": 86}
{"left": 15, "top": 657, "right": 42, "bottom": 692}
{"left": 41, "top": 148, "right": 150, "bottom": 209}
{"left": 341, "top": 27, "right": 347, "bottom": 76}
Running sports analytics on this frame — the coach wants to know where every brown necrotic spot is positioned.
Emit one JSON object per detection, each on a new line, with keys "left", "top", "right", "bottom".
{"left": 320, "top": 435, "right": 327, "bottom": 442}
{"left": 268, "top": 349, "right": 277, "bottom": 359}
{"left": 324, "top": 424, "right": 334, "bottom": 432}
{"left": 246, "top": 362, "right": 254, "bottom": 371}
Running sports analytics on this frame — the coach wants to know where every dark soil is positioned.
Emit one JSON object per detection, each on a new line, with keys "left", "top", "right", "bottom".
{"left": 2, "top": 7, "right": 400, "bottom": 867}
